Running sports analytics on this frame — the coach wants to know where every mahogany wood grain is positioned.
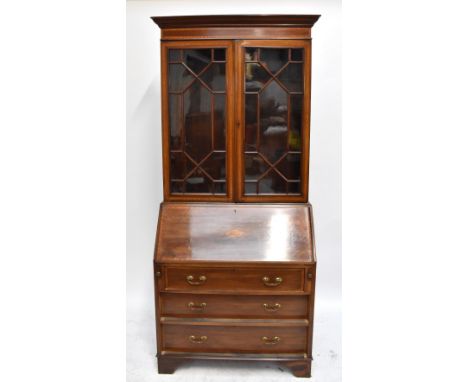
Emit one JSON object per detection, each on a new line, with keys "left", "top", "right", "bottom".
{"left": 152, "top": 15, "right": 321, "bottom": 29}
{"left": 160, "top": 293, "right": 308, "bottom": 318}
{"left": 161, "top": 324, "right": 307, "bottom": 353}
{"left": 160, "top": 27, "right": 311, "bottom": 41}
{"left": 155, "top": 203, "right": 314, "bottom": 263}
{"left": 163, "top": 266, "right": 305, "bottom": 293}
{"left": 152, "top": 15, "right": 320, "bottom": 378}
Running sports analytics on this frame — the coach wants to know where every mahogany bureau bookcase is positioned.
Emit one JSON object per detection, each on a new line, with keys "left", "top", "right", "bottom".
{"left": 151, "top": 15, "right": 320, "bottom": 378}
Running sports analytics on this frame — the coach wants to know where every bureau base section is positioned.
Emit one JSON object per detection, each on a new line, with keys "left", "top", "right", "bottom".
{"left": 157, "top": 353, "right": 312, "bottom": 378}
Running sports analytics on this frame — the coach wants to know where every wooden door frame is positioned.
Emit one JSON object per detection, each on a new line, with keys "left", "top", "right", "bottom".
{"left": 160, "top": 40, "right": 236, "bottom": 202}
{"left": 234, "top": 39, "right": 311, "bottom": 203}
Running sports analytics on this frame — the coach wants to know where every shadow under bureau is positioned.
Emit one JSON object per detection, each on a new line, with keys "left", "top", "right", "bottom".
{"left": 154, "top": 203, "right": 316, "bottom": 377}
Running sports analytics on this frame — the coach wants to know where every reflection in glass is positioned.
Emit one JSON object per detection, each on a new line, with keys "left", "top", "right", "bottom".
{"left": 200, "top": 63, "right": 226, "bottom": 91}
{"left": 186, "top": 168, "right": 211, "bottom": 193}
{"left": 259, "top": 80, "right": 288, "bottom": 163}
{"left": 183, "top": 49, "right": 211, "bottom": 74}
{"left": 169, "top": 95, "right": 181, "bottom": 149}
{"left": 245, "top": 63, "right": 270, "bottom": 92}
{"left": 290, "top": 94, "right": 303, "bottom": 150}
{"left": 277, "top": 154, "right": 301, "bottom": 180}
{"left": 244, "top": 154, "right": 268, "bottom": 180}
{"left": 168, "top": 49, "right": 182, "bottom": 62}
{"left": 259, "top": 170, "right": 287, "bottom": 194}
{"left": 277, "top": 63, "right": 303, "bottom": 92}
{"left": 244, "top": 181, "right": 257, "bottom": 194}
{"left": 202, "top": 152, "right": 226, "bottom": 180}
{"left": 214, "top": 94, "right": 226, "bottom": 150}
{"left": 259, "top": 48, "right": 289, "bottom": 73}
{"left": 170, "top": 152, "right": 191, "bottom": 180}
{"left": 245, "top": 47, "right": 258, "bottom": 61}
{"left": 214, "top": 181, "right": 226, "bottom": 194}
{"left": 171, "top": 181, "right": 184, "bottom": 193}
{"left": 184, "top": 81, "right": 211, "bottom": 162}
{"left": 244, "top": 94, "right": 258, "bottom": 150}
{"left": 168, "top": 64, "right": 194, "bottom": 92}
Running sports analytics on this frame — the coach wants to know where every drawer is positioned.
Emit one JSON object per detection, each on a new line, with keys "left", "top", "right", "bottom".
{"left": 163, "top": 267, "right": 305, "bottom": 293}
{"left": 161, "top": 323, "right": 307, "bottom": 354}
{"left": 160, "top": 294, "right": 308, "bottom": 318}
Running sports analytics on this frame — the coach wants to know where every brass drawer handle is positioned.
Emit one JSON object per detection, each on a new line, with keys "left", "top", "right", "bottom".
{"left": 261, "top": 336, "right": 280, "bottom": 345}
{"left": 186, "top": 275, "right": 207, "bottom": 286}
{"left": 188, "top": 302, "right": 207, "bottom": 311}
{"left": 262, "top": 276, "right": 283, "bottom": 287}
{"left": 263, "top": 303, "right": 281, "bottom": 312}
{"left": 189, "top": 335, "right": 207, "bottom": 344}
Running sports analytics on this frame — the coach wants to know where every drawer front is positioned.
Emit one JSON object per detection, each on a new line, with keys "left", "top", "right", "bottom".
{"left": 163, "top": 267, "right": 305, "bottom": 293}
{"left": 160, "top": 294, "right": 308, "bottom": 318}
{"left": 162, "top": 324, "right": 307, "bottom": 353}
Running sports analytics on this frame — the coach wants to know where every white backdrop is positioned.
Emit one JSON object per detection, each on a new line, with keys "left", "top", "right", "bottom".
{"left": 127, "top": 1, "right": 341, "bottom": 380}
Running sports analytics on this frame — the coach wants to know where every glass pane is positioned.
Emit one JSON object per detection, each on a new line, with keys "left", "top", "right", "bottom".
{"left": 171, "top": 181, "right": 184, "bottom": 193}
{"left": 259, "top": 170, "right": 287, "bottom": 194}
{"left": 167, "top": 48, "right": 227, "bottom": 195}
{"left": 245, "top": 48, "right": 258, "bottom": 61}
{"left": 184, "top": 81, "right": 212, "bottom": 162}
{"left": 290, "top": 94, "right": 303, "bottom": 150}
{"left": 186, "top": 168, "right": 212, "bottom": 193}
{"left": 259, "top": 80, "right": 288, "bottom": 163}
{"left": 168, "top": 64, "right": 195, "bottom": 92}
{"left": 170, "top": 152, "right": 195, "bottom": 180}
{"left": 168, "top": 49, "right": 181, "bottom": 62}
{"left": 169, "top": 95, "right": 181, "bottom": 149}
{"left": 244, "top": 182, "right": 257, "bottom": 194}
{"left": 288, "top": 181, "right": 301, "bottom": 194}
{"left": 259, "top": 48, "right": 289, "bottom": 74}
{"left": 202, "top": 152, "right": 226, "bottom": 180}
{"left": 244, "top": 154, "right": 268, "bottom": 180}
{"left": 245, "top": 94, "right": 257, "bottom": 150}
{"left": 291, "top": 48, "right": 303, "bottom": 61}
{"left": 213, "top": 94, "right": 226, "bottom": 150}
{"left": 183, "top": 49, "right": 211, "bottom": 74}
{"left": 245, "top": 63, "right": 270, "bottom": 92}
{"left": 213, "top": 49, "right": 225, "bottom": 61}
{"left": 277, "top": 153, "right": 301, "bottom": 180}
{"left": 200, "top": 63, "right": 226, "bottom": 91}
{"left": 277, "top": 63, "right": 303, "bottom": 92}
{"left": 214, "top": 181, "right": 226, "bottom": 194}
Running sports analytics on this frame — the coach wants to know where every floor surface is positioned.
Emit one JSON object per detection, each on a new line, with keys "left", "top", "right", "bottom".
{"left": 127, "top": 300, "right": 341, "bottom": 381}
